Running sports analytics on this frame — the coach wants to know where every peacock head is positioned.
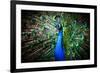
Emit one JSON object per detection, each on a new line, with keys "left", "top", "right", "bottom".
{"left": 55, "top": 15, "right": 62, "bottom": 31}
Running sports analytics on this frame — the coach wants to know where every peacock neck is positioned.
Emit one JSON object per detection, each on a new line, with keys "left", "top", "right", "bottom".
{"left": 54, "top": 29, "right": 65, "bottom": 61}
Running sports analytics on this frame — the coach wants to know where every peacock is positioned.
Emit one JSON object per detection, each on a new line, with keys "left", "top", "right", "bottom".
{"left": 54, "top": 15, "right": 65, "bottom": 61}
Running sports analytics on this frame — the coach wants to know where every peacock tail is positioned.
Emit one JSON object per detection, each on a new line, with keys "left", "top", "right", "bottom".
{"left": 21, "top": 10, "right": 90, "bottom": 62}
